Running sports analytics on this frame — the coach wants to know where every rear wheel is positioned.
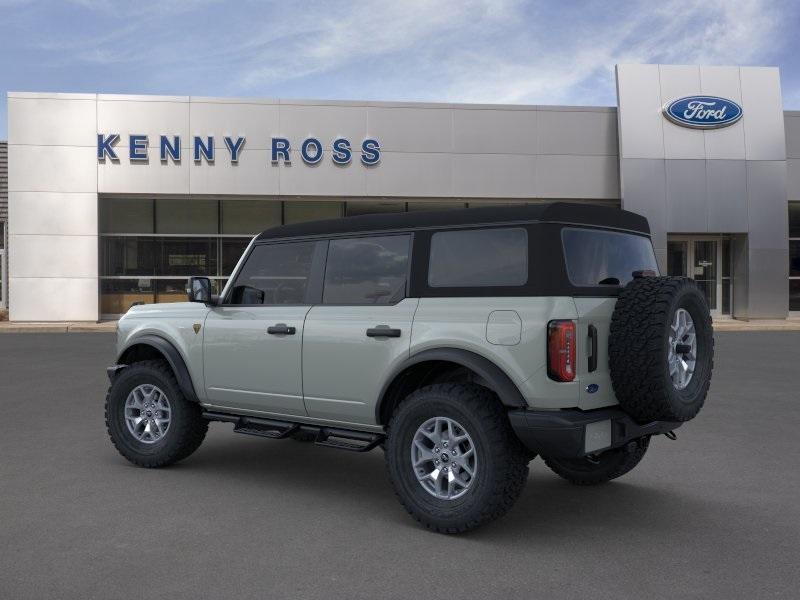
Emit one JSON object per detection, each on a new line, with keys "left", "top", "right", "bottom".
{"left": 105, "top": 360, "right": 208, "bottom": 468}
{"left": 544, "top": 436, "right": 650, "bottom": 485}
{"left": 385, "top": 383, "right": 529, "bottom": 534}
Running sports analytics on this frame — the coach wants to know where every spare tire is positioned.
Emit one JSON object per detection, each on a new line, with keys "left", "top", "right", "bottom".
{"left": 609, "top": 276, "right": 713, "bottom": 423}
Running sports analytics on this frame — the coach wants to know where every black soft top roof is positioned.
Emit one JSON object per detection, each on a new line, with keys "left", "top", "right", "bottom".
{"left": 255, "top": 202, "right": 650, "bottom": 241}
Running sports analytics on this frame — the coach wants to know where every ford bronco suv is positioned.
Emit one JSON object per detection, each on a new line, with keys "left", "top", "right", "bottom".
{"left": 105, "top": 203, "right": 713, "bottom": 533}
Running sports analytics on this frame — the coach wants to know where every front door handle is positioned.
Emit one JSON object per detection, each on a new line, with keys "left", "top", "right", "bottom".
{"left": 366, "top": 326, "right": 402, "bottom": 338}
{"left": 267, "top": 323, "right": 296, "bottom": 335}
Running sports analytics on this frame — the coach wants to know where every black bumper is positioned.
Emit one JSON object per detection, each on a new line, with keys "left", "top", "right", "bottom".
{"left": 508, "top": 407, "right": 682, "bottom": 459}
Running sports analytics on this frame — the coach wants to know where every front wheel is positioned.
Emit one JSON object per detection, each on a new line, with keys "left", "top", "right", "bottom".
{"left": 543, "top": 436, "right": 650, "bottom": 485}
{"left": 385, "top": 384, "right": 529, "bottom": 534}
{"left": 105, "top": 360, "right": 208, "bottom": 468}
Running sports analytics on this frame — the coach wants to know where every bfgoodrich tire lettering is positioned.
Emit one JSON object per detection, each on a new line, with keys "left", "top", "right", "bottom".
{"left": 385, "top": 384, "right": 529, "bottom": 534}
{"left": 609, "top": 276, "right": 714, "bottom": 423}
{"left": 105, "top": 360, "right": 208, "bottom": 468}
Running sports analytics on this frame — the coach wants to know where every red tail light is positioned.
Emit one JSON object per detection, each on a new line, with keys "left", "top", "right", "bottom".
{"left": 547, "top": 320, "right": 576, "bottom": 382}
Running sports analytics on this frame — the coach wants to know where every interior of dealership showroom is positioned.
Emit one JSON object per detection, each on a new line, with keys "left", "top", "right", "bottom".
{"left": 2, "top": 64, "right": 800, "bottom": 322}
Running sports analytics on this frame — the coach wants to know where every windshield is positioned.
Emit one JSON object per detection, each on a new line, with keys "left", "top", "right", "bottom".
{"left": 562, "top": 227, "right": 658, "bottom": 286}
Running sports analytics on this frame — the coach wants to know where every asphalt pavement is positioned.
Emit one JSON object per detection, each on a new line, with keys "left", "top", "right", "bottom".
{"left": 0, "top": 332, "right": 798, "bottom": 599}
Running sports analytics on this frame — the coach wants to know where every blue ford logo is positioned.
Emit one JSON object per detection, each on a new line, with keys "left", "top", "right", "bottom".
{"left": 586, "top": 384, "right": 599, "bottom": 394}
{"left": 663, "top": 96, "right": 743, "bottom": 129}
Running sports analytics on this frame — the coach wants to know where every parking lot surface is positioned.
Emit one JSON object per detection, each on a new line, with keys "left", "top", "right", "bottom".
{"left": 1, "top": 332, "right": 799, "bottom": 599}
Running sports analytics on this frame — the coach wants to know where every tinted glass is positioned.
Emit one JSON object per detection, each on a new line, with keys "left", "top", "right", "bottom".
{"left": 229, "top": 242, "right": 316, "bottom": 305}
{"left": 791, "top": 280, "right": 800, "bottom": 311}
{"left": 562, "top": 228, "right": 658, "bottom": 286}
{"left": 323, "top": 235, "right": 410, "bottom": 304}
{"left": 790, "top": 202, "right": 800, "bottom": 238}
{"left": 790, "top": 240, "right": 800, "bottom": 277}
{"left": 428, "top": 228, "right": 528, "bottom": 287}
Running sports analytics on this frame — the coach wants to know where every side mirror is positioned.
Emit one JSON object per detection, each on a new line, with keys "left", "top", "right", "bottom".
{"left": 187, "top": 276, "right": 212, "bottom": 304}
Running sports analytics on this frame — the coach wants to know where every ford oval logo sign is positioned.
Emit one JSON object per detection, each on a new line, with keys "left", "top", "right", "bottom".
{"left": 663, "top": 96, "right": 743, "bottom": 129}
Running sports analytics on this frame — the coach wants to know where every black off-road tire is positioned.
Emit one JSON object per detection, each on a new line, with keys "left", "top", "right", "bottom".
{"left": 105, "top": 360, "right": 208, "bottom": 468}
{"left": 543, "top": 436, "right": 650, "bottom": 485}
{"left": 385, "top": 383, "right": 529, "bottom": 534}
{"left": 609, "top": 276, "right": 714, "bottom": 423}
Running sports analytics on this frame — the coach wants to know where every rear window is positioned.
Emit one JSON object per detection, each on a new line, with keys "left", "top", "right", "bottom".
{"left": 428, "top": 227, "right": 528, "bottom": 287}
{"left": 562, "top": 228, "right": 658, "bottom": 286}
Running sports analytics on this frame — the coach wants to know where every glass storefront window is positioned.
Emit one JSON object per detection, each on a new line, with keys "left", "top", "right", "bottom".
{"left": 100, "top": 279, "right": 155, "bottom": 315}
{"left": 789, "top": 202, "right": 800, "bottom": 238}
{"left": 101, "top": 237, "right": 157, "bottom": 276}
{"left": 284, "top": 201, "right": 343, "bottom": 223}
{"left": 100, "top": 198, "right": 154, "bottom": 233}
{"left": 346, "top": 201, "right": 405, "bottom": 216}
{"left": 222, "top": 199, "right": 281, "bottom": 234}
{"left": 221, "top": 238, "right": 252, "bottom": 274}
{"left": 156, "top": 198, "right": 218, "bottom": 234}
{"left": 160, "top": 237, "right": 218, "bottom": 276}
{"left": 791, "top": 280, "right": 800, "bottom": 312}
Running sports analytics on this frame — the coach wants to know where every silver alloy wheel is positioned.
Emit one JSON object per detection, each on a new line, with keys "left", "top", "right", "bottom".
{"left": 411, "top": 416, "right": 478, "bottom": 500}
{"left": 668, "top": 308, "right": 697, "bottom": 390}
{"left": 124, "top": 384, "right": 172, "bottom": 444}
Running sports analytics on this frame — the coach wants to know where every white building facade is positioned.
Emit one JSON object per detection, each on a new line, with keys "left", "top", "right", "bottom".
{"left": 5, "top": 64, "right": 800, "bottom": 321}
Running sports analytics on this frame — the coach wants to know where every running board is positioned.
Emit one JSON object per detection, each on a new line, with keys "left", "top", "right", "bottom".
{"left": 202, "top": 411, "right": 384, "bottom": 452}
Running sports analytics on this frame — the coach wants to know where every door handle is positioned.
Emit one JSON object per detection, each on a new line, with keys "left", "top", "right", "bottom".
{"left": 267, "top": 323, "right": 296, "bottom": 335}
{"left": 366, "top": 326, "right": 402, "bottom": 338}
{"left": 588, "top": 324, "right": 598, "bottom": 373}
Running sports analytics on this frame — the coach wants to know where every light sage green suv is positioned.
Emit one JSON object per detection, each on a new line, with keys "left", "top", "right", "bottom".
{"left": 105, "top": 203, "right": 713, "bottom": 533}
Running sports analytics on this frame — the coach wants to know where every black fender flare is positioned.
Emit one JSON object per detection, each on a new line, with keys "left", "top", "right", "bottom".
{"left": 117, "top": 334, "right": 199, "bottom": 403}
{"left": 376, "top": 348, "right": 528, "bottom": 422}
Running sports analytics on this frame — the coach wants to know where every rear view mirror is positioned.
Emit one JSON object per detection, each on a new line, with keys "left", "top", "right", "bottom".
{"left": 187, "top": 276, "right": 212, "bottom": 304}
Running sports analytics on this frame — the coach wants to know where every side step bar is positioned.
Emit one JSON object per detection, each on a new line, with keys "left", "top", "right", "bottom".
{"left": 202, "top": 411, "right": 384, "bottom": 453}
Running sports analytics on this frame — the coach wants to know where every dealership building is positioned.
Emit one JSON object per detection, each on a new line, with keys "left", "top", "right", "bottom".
{"left": 3, "top": 63, "right": 800, "bottom": 321}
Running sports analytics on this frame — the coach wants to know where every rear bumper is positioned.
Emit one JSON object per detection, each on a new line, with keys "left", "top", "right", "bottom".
{"left": 508, "top": 407, "right": 682, "bottom": 459}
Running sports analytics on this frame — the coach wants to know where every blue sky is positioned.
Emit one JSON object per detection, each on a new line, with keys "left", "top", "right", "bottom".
{"left": 1, "top": 0, "right": 799, "bottom": 139}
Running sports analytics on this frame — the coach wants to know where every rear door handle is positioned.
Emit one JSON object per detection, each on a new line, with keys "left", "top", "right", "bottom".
{"left": 366, "top": 326, "right": 402, "bottom": 338}
{"left": 588, "top": 324, "right": 598, "bottom": 372}
{"left": 267, "top": 323, "right": 296, "bottom": 335}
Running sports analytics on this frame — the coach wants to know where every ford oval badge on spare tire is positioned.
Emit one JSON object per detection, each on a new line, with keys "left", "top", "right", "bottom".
{"left": 663, "top": 96, "right": 743, "bottom": 129}
{"left": 586, "top": 384, "right": 599, "bottom": 394}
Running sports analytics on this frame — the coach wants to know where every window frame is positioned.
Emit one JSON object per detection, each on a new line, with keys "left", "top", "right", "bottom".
{"left": 320, "top": 232, "right": 414, "bottom": 306}
{"left": 221, "top": 239, "right": 327, "bottom": 307}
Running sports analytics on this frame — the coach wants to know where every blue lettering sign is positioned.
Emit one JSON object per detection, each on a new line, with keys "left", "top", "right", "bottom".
{"left": 271, "top": 137, "right": 291, "bottom": 164}
{"left": 97, "top": 133, "right": 120, "bottom": 160}
{"left": 160, "top": 136, "right": 181, "bottom": 161}
{"left": 224, "top": 136, "right": 246, "bottom": 163}
{"left": 194, "top": 136, "right": 215, "bottom": 162}
{"left": 331, "top": 138, "right": 352, "bottom": 165}
{"left": 129, "top": 135, "right": 148, "bottom": 161}
{"left": 361, "top": 138, "right": 381, "bottom": 166}
{"left": 301, "top": 137, "right": 323, "bottom": 164}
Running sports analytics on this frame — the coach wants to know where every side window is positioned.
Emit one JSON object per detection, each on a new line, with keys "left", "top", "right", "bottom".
{"left": 428, "top": 227, "right": 528, "bottom": 287}
{"left": 323, "top": 235, "right": 410, "bottom": 305}
{"left": 228, "top": 241, "right": 316, "bottom": 305}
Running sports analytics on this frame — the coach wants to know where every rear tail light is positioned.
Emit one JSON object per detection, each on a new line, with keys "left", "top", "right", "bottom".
{"left": 547, "top": 320, "right": 576, "bottom": 382}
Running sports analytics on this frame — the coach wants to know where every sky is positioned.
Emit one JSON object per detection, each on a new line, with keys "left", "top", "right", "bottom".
{"left": 0, "top": 0, "right": 799, "bottom": 140}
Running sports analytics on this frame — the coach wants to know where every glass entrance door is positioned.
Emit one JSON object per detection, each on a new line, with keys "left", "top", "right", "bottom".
{"left": 667, "top": 237, "right": 730, "bottom": 316}
{"left": 692, "top": 240, "right": 718, "bottom": 311}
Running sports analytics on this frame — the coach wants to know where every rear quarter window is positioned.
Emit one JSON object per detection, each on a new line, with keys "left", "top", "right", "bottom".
{"left": 562, "top": 228, "right": 658, "bottom": 287}
{"left": 428, "top": 227, "right": 528, "bottom": 288}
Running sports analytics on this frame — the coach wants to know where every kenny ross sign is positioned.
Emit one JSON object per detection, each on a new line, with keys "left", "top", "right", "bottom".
{"left": 662, "top": 96, "right": 743, "bottom": 129}
{"left": 97, "top": 134, "right": 381, "bottom": 166}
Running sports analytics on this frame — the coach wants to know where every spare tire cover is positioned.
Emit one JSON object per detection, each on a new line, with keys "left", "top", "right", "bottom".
{"left": 609, "top": 276, "right": 714, "bottom": 423}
